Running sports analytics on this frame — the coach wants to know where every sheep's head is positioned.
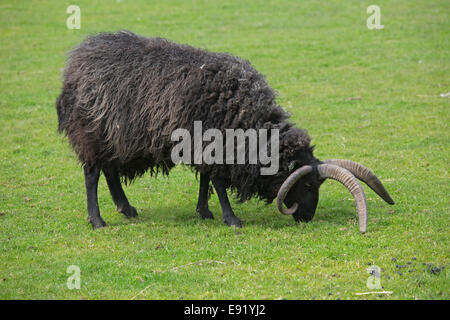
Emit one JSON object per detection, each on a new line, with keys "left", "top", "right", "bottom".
{"left": 281, "top": 166, "right": 324, "bottom": 223}
{"left": 277, "top": 159, "right": 395, "bottom": 233}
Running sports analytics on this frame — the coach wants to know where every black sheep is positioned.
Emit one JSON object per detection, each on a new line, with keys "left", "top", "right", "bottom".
{"left": 56, "top": 31, "right": 394, "bottom": 232}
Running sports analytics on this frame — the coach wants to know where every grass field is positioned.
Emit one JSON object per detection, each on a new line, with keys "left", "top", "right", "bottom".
{"left": 0, "top": 0, "right": 448, "bottom": 299}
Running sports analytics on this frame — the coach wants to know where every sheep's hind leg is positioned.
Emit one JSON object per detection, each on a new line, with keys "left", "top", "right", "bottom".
{"left": 84, "top": 165, "right": 106, "bottom": 229}
{"left": 211, "top": 177, "right": 243, "bottom": 228}
{"left": 103, "top": 168, "right": 138, "bottom": 218}
{"left": 196, "top": 173, "right": 214, "bottom": 219}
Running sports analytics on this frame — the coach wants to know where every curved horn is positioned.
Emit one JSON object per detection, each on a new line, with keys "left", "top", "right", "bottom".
{"left": 276, "top": 165, "right": 313, "bottom": 215}
{"left": 323, "top": 159, "right": 394, "bottom": 205}
{"left": 317, "top": 164, "right": 368, "bottom": 233}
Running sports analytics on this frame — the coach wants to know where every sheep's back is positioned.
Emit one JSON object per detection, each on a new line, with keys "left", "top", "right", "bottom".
{"left": 61, "top": 31, "right": 288, "bottom": 175}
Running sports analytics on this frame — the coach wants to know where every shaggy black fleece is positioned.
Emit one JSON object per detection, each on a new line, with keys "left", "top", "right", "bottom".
{"left": 56, "top": 31, "right": 317, "bottom": 203}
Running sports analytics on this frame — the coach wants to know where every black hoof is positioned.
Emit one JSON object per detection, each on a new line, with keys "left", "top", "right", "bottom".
{"left": 224, "top": 215, "right": 243, "bottom": 228}
{"left": 88, "top": 217, "right": 106, "bottom": 229}
{"left": 197, "top": 207, "right": 214, "bottom": 219}
{"left": 119, "top": 205, "right": 138, "bottom": 218}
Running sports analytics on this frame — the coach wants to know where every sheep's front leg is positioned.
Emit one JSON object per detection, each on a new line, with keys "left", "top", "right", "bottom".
{"left": 211, "top": 177, "right": 243, "bottom": 228}
{"left": 103, "top": 168, "right": 138, "bottom": 218}
{"left": 196, "top": 173, "right": 214, "bottom": 219}
{"left": 84, "top": 165, "right": 106, "bottom": 229}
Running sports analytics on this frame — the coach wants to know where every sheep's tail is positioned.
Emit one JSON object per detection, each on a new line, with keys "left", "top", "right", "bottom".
{"left": 56, "top": 92, "right": 70, "bottom": 134}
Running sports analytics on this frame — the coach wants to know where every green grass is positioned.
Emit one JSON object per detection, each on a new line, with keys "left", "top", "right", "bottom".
{"left": 0, "top": 0, "right": 449, "bottom": 299}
